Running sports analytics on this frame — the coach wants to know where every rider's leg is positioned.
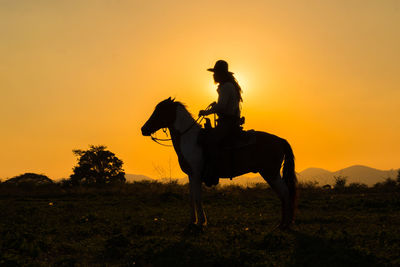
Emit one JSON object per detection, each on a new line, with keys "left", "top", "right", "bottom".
{"left": 203, "top": 120, "right": 233, "bottom": 186}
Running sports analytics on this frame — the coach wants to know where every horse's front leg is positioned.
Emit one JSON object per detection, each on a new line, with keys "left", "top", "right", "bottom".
{"left": 189, "top": 178, "right": 198, "bottom": 224}
{"left": 189, "top": 172, "right": 207, "bottom": 226}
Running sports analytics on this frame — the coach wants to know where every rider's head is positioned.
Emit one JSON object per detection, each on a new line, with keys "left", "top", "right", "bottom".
{"left": 207, "top": 60, "right": 232, "bottom": 84}
{"left": 207, "top": 60, "right": 243, "bottom": 102}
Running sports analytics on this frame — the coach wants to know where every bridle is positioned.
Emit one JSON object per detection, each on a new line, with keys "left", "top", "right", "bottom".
{"left": 150, "top": 115, "right": 205, "bottom": 147}
{"left": 150, "top": 103, "right": 213, "bottom": 147}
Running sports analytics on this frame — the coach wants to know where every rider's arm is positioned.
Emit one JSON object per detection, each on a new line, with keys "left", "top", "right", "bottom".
{"left": 205, "top": 83, "right": 234, "bottom": 115}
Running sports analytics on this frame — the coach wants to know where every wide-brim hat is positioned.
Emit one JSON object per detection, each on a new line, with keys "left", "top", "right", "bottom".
{"left": 207, "top": 60, "right": 234, "bottom": 74}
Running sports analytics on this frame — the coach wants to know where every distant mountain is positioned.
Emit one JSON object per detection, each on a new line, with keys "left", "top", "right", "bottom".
{"left": 299, "top": 165, "right": 397, "bottom": 186}
{"left": 299, "top": 168, "right": 332, "bottom": 183}
{"left": 127, "top": 165, "right": 398, "bottom": 187}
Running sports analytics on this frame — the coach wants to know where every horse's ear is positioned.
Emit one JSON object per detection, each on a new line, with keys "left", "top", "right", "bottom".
{"left": 167, "top": 97, "right": 171, "bottom": 101}
{"left": 171, "top": 97, "right": 175, "bottom": 102}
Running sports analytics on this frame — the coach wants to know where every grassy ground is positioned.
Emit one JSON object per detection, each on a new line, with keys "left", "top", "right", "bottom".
{"left": 0, "top": 182, "right": 399, "bottom": 266}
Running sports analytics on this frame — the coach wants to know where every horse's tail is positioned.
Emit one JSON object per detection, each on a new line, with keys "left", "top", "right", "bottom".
{"left": 282, "top": 139, "right": 298, "bottom": 222}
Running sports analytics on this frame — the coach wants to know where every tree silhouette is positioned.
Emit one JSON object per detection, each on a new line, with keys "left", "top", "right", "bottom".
{"left": 70, "top": 145, "right": 125, "bottom": 185}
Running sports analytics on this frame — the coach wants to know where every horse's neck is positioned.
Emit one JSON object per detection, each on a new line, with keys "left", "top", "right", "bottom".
{"left": 168, "top": 106, "right": 200, "bottom": 168}
{"left": 170, "top": 105, "right": 199, "bottom": 135}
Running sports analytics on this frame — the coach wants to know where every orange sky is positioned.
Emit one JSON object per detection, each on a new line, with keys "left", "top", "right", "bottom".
{"left": 1, "top": 1, "right": 399, "bottom": 180}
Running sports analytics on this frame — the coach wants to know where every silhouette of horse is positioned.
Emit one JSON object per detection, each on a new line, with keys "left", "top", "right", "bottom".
{"left": 141, "top": 97, "right": 297, "bottom": 229}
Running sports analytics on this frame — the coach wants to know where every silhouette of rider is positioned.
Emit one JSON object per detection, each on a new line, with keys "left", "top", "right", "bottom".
{"left": 199, "top": 60, "right": 243, "bottom": 185}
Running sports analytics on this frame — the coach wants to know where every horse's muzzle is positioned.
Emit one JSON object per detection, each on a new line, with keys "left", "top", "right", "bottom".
{"left": 141, "top": 126, "right": 151, "bottom": 136}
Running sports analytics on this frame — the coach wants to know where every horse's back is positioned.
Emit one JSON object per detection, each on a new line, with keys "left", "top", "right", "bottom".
{"left": 253, "top": 130, "right": 286, "bottom": 158}
{"left": 251, "top": 130, "right": 286, "bottom": 149}
{"left": 223, "top": 129, "right": 286, "bottom": 156}
{"left": 216, "top": 129, "right": 287, "bottom": 178}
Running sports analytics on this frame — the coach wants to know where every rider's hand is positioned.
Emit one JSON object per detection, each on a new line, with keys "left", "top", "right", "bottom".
{"left": 199, "top": 110, "right": 206, "bottom": 116}
{"left": 210, "top": 101, "right": 217, "bottom": 107}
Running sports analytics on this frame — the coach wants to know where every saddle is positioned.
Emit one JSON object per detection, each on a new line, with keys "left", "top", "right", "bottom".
{"left": 222, "top": 129, "right": 257, "bottom": 149}
{"left": 198, "top": 118, "right": 256, "bottom": 149}
{"left": 198, "top": 118, "right": 257, "bottom": 187}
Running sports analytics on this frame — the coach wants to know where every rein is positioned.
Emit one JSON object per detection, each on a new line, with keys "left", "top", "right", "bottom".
{"left": 150, "top": 128, "right": 174, "bottom": 147}
{"left": 150, "top": 116, "right": 204, "bottom": 147}
{"left": 150, "top": 103, "right": 213, "bottom": 147}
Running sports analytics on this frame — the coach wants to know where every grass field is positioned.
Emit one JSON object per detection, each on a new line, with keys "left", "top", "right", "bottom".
{"left": 0, "top": 182, "right": 399, "bottom": 266}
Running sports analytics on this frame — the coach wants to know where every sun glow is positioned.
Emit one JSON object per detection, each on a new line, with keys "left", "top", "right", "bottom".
{"left": 233, "top": 72, "right": 250, "bottom": 99}
{"left": 207, "top": 80, "right": 218, "bottom": 99}
{"left": 203, "top": 70, "right": 253, "bottom": 103}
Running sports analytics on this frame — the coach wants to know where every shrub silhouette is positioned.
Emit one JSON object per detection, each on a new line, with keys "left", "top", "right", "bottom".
{"left": 348, "top": 182, "right": 368, "bottom": 190}
{"left": 70, "top": 145, "right": 125, "bottom": 185}
{"left": 373, "top": 177, "right": 398, "bottom": 191}
{"left": 333, "top": 176, "right": 347, "bottom": 190}
{"left": 298, "top": 181, "right": 319, "bottom": 190}
{"left": 4, "top": 173, "right": 53, "bottom": 186}
{"left": 397, "top": 169, "right": 400, "bottom": 185}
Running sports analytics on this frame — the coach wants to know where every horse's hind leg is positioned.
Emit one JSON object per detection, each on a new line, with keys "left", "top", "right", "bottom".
{"left": 260, "top": 171, "right": 291, "bottom": 229}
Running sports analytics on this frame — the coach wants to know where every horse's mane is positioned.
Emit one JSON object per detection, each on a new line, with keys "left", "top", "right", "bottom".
{"left": 174, "top": 101, "right": 194, "bottom": 117}
{"left": 171, "top": 99, "right": 198, "bottom": 124}
{"left": 174, "top": 100, "right": 187, "bottom": 110}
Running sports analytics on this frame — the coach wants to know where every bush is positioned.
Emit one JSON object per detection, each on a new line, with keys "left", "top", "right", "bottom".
{"left": 373, "top": 178, "right": 398, "bottom": 191}
{"left": 298, "top": 181, "right": 319, "bottom": 190}
{"left": 348, "top": 182, "right": 368, "bottom": 190}
{"left": 321, "top": 184, "right": 332, "bottom": 190}
{"left": 334, "top": 176, "right": 347, "bottom": 190}
{"left": 3, "top": 173, "right": 53, "bottom": 186}
{"left": 58, "top": 178, "right": 73, "bottom": 188}
{"left": 397, "top": 169, "right": 400, "bottom": 185}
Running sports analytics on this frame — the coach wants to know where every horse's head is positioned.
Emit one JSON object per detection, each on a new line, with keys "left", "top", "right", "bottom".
{"left": 141, "top": 97, "right": 178, "bottom": 136}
